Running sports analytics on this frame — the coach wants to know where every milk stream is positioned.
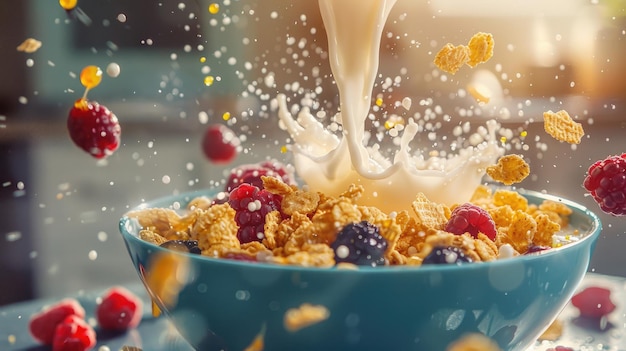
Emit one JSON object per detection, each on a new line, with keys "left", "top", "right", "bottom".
{"left": 278, "top": 0, "right": 504, "bottom": 213}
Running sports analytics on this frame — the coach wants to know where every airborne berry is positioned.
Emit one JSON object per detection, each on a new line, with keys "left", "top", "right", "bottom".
{"left": 583, "top": 153, "right": 626, "bottom": 216}
{"left": 445, "top": 203, "right": 497, "bottom": 240}
{"left": 67, "top": 99, "right": 121, "bottom": 159}
{"left": 202, "top": 124, "right": 239, "bottom": 164}
{"left": 571, "top": 286, "right": 616, "bottom": 319}
{"left": 330, "top": 221, "right": 387, "bottom": 267}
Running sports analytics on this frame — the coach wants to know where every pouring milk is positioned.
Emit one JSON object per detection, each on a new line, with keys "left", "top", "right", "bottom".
{"left": 277, "top": 0, "right": 504, "bottom": 213}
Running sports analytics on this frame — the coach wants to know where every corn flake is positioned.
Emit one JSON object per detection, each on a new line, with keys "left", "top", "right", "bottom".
{"left": 467, "top": 32, "right": 494, "bottom": 67}
{"left": 284, "top": 303, "right": 330, "bottom": 332}
{"left": 17, "top": 38, "right": 42, "bottom": 53}
{"left": 543, "top": 110, "right": 585, "bottom": 144}
{"left": 486, "top": 154, "right": 530, "bottom": 185}
{"left": 434, "top": 43, "right": 470, "bottom": 74}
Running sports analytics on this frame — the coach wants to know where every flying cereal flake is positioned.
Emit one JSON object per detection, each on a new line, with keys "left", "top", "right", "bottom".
{"left": 284, "top": 303, "right": 330, "bottom": 332}
{"left": 17, "top": 38, "right": 42, "bottom": 53}
{"left": 434, "top": 44, "right": 469, "bottom": 74}
{"left": 486, "top": 154, "right": 530, "bottom": 186}
{"left": 466, "top": 32, "right": 494, "bottom": 67}
{"left": 543, "top": 110, "right": 584, "bottom": 144}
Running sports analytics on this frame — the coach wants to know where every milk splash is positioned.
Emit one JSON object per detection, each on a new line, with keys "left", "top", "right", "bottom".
{"left": 277, "top": 0, "right": 504, "bottom": 213}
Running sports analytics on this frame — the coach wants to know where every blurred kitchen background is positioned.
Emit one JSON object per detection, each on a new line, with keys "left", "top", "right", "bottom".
{"left": 1, "top": 0, "right": 625, "bottom": 306}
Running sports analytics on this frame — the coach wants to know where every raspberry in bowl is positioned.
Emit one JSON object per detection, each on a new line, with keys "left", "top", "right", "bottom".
{"left": 118, "top": 175, "right": 601, "bottom": 351}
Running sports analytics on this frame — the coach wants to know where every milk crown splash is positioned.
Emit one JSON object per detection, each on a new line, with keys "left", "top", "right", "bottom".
{"left": 277, "top": 0, "right": 504, "bottom": 213}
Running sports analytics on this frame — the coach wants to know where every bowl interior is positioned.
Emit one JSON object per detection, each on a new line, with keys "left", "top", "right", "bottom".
{"left": 119, "top": 188, "right": 601, "bottom": 351}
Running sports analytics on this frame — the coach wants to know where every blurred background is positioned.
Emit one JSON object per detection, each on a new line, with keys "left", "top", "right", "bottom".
{"left": 1, "top": 0, "right": 625, "bottom": 306}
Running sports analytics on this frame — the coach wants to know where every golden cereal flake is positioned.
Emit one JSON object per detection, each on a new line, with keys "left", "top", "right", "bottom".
{"left": 466, "top": 32, "right": 494, "bottom": 67}
{"left": 493, "top": 190, "right": 528, "bottom": 212}
{"left": 411, "top": 193, "right": 450, "bottom": 230}
{"left": 497, "top": 210, "right": 536, "bottom": 253}
{"left": 434, "top": 43, "right": 470, "bottom": 74}
{"left": 281, "top": 212, "right": 318, "bottom": 255}
{"left": 488, "top": 205, "right": 515, "bottom": 228}
{"left": 262, "top": 210, "right": 282, "bottom": 250}
{"left": 139, "top": 229, "right": 168, "bottom": 246}
{"left": 543, "top": 110, "right": 584, "bottom": 144}
{"left": 126, "top": 208, "right": 196, "bottom": 240}
{"left": 486, "top": 154, "right": 530, "bottom": 185}
{"left": 281, "top": 189, "right": 321, "bottom": 216}
{"left": 537, "top": 318, "right": 563, "bottom": 341}
{"left": 284, "top": 303, "right": 330, "bottom": 332}
{"left": 474, "top": 233, "right": 499, "bottom": 261}
{"left": 446, "top": 333, "right": 501, "bottom": 351}
{"left": 533, "top": 213, "right": 561, "bottom": 247}
{"left": 186, "top": 196, "right": 214, "bottom": 211}
{"left": 17, "top": 38, "right": 42, "bottom": 53}
{"left": 190, "top": 203, "right": 239, "bottom": 252}
{"left": 272, "top": 243, "right": 335, "bottom": 267}
{"left": 262, "top": 175, "right": 294, "bottom": 196}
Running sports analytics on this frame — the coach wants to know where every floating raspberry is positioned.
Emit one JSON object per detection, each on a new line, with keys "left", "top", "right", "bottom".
{"left": 29, "top": 298, "right": 86, "bottom": 345}
{"left": 52, "top": 315, "right": 96, "bottom": 351}
{"left": 583, "top": 153, "right": 626, "bottom": 216}
{"left": 445, "top": 203, "right": 497, "bottom": 240}
{"left": 228, "top": 183, "right": 282, "bottom": 243}
{"left": 225, "top": 160, "right": 295, "bottom": 192}
{"left": 160, "top": 240, "right": 201, "bottom": 254}
{"left": 96, "top": 286, "right": 143, "bottom": 331}
{"left": 67, "top": 99, "right": 121, "bottom": 159}
{"left": 422, "top": 246, "right": 473, "bottom": 265}
{"left": 571, "top": 286, "right": 616, "bottom": 319}
{"left": 547, "top": 347, "right": 574, "bottom": 351}
{"left": 202, "top": 124, "right": 240, "bottom": 164}
{"left": 330, "top": 221, "right": 387, "bottom": 267}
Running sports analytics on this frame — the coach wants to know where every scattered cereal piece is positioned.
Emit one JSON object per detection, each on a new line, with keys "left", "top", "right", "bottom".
{"left": 543, "top": 110, "right": 584, "bottom": 144}
{"left": 17, "top": 38, "right": 42, "bottom": 53}
{"left": 446, "top": 332, "right": 501, "bottom": 351}
{"left": 284, "top": 303, "right": 330, "bottom": 332}
{"left": 434, "top": 43, "right": 470, "bottom": 74}
{"left": 411, "top": 193, "right": 450, "bottom": 230}
{"left": 538, "top": 318, "right": 564, "bottom": 341}
{"left": 243, "top": 324, "right": 266, "bottom": 351}
{"left": 486, "top": 154, "right": 530, "bottom": 185}
{"left": 466, "top": 32, "right": 494, "bottom": 67}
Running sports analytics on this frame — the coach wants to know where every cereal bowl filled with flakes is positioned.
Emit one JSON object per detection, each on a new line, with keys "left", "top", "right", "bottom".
{"left": 118, "top": 165, "right": 601, "bottom": 351}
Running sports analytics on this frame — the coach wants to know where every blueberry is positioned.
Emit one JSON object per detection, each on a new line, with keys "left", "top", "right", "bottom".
{"left": 422, "top": 246, "right": 472, "bottom": 265}
{"left": 330, "top": 221, "right": 387, "bottom": 267}
{"left": 160, "top": 240, "right": 201, "bottom": 254}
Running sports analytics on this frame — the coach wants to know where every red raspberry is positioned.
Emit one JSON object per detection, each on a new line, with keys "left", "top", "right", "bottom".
{"left": 67, "top": 99, "right": 121, "bottom": 159}
{"left": 29, "top": 298, "right": 86, "bottom": 345}
{"left": 583, "top": 153, "right": 626, "bottom": 216}
{"left": 445, "top": 203, "right": 497, "bottom": 240}
{"left": 547, "top": 347, "right": 574, "bottom": 351}
{"left": 228, "top": 183, "right": 282, "bottom": 243}
{"left": 202, "top": 124, "right": 240, "bottom": 164}
{"left": 571, "top": 286, "right": 616, "bottom": 319}
{"left": 52, "top": 315, "right": 96, "bottom": 351}
{"left": 225, "top": 160, "right": 295, "bottom": 192}
{"left": 96, "top": 286, "right": 143, "bottom": 330}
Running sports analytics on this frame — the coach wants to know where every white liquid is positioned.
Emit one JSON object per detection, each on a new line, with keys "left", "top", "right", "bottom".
{"left": 278, "top": 0, "right": 503, "bottom": 213}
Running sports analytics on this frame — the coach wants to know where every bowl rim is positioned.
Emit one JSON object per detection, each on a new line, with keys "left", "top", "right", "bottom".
{"left": 119, "top": 186, "right": 602, "bottom": 274}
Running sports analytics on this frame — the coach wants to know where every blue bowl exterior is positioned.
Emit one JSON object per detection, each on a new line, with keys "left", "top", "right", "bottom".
{"left": 119, "top": 189, "right": 601, "bottom": 351}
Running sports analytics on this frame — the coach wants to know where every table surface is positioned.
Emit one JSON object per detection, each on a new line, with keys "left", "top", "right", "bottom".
{"left": 0, "top": 273, "right": 624, "bottom": 351}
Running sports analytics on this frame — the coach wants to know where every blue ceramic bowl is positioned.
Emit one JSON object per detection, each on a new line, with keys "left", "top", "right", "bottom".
{"left": 119, "top": 188, "right": 601, "bottom": 351}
